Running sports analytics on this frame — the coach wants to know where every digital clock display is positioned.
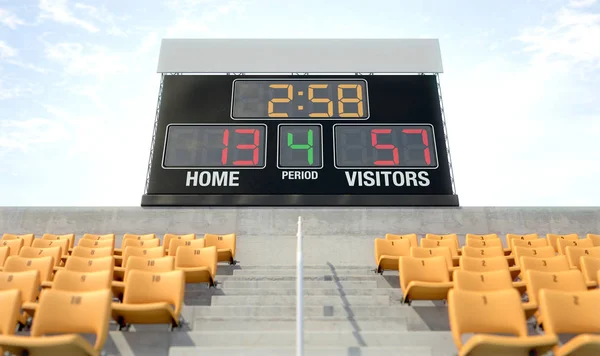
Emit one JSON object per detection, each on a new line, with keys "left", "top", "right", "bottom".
{"left": 231, "top": 79, "right": 369, "bottom": 119}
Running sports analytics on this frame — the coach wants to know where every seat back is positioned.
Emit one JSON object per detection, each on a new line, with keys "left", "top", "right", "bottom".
{"left": 0, "top": 246, "right": 9, "bottom": 267}
{"left": 374, "top": 238, "right": 410, "bottom": 264}
{"left": 565, "top": 246, "right": 600, "bottom": 269}
{"left": 175, "top": 246, "right": 218, "bottom": 279}
{"left": 19, "top": 246, "right": 61, "bottom": 266}
{"left": 425, "top": 234, "right": 459, "bottom": 249}
{"left": 124, "top": 256, "right": 175, "bottom": 281}
{"left": 122, "top": 270, "right": 185, "bottom": 317}
{"left": 511, "top": 238, "right": 548, "bottom": 249}
{"left": 2, "top": 256, "right": 54, "bottom": 282}
{"left": 1, "top": 233, "right": 34, "bottom": 248}
{"left": 580, "top": 256, "right": 600, "bottom": 285}
{"left": 63, "top": 256, "right": 114, "bottom": 273}
{"left": 525, "top": 269, "right": 587, "bottom": 305}
{"left": 163, "top": 234, "right": 195, "bottom": 250}
{"left": 398, "top": 256, "right": 449, "bottom": 291}
{"left": 448, "top": 288, "right": 528, "bottom": 350}
{"left": 459, "top": 255, "right": 510, "bottom": 273}
{"left": 385, "top": 233, "right": 418, "bottom": 247}
{"left": 520, "top": 255, "right": 570, "bottom": 279}
{"left": 410, "top": 246, "right": 453, "bottom": 269}
{"left": 538, "top": 288, "right": 600, "bottom": 335}
{"left": 0, "top": 289, "right": 21, "bottom": 335}
{"left": 42, "top": 233, "right": 75, "bottom": 249}
{"left": 168, "top": 238, "right": 205, "bottom": 257}
{"left": 421, "top": 238, "right": 459, "bottom": 257}
{"left": 466, "top": 233, "right": 498, "bottom": 240}
{"left": 71, "top": 246, "right": 113, "bottom": 259}
{"left": 0, "top": 270, "right": 41, "bottom": 303}
{"left": 547, "top": 233, "right": 579, "bottom": 252}
{"left": 557, "top": 238, "right": 593, "bottom": 255}
{"left": 587, "top": 233, "right": 600, "bottom": 247}
{"left": 464, "top": 238, "right": 502, "bottom": 248}
{"left": 204, "top": 233, "right": 236, "bottom": 258}
{"left": 77, "top": 238, "right": 114, "bottom": 250}
{"left": 123, "top": 233, "right": 156, "bottom": 241}
{"left": 121, "top": 238, "right": 161, "bottom": 251}
{"left": 513, "top": 246, "right": 556, "bottom": 266}
{"left": 1, "top": 238, "right": 24, "bottom": 256}
{"left": 121, "top": 246, "right": 165, "bottom": 268}
{"left": 82, "top": 233, "right": 115, "bottom": 241}
{"left": 53, "top": 269, "right": 112, "bottom": 292}
{"left": 506, "top": 233, "right": 539, "bottom": 250}
{"left": 30, "top": 289, "right": 112, "bottom": 351}
{"left": 32, "top": 238, "right": 69, "bottom": 257}
{"left": 452, "top": 269, "right": 514, "bottom": 292}
{"left": 461, "top": 246, "right": 505, "bottom": 258}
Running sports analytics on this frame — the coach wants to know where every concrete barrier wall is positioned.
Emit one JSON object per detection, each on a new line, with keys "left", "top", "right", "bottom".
{"left": 1, "top": 207, "right": 599, "bottom": 266}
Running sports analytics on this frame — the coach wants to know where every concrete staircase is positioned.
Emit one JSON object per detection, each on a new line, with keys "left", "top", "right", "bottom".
{"left": 102, "top": 265, "right": 457, "bottom": 356}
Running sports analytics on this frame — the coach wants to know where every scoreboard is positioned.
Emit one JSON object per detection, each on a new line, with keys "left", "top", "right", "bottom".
{"left": 141, "top": 39, "right": 459, "bottom": 206}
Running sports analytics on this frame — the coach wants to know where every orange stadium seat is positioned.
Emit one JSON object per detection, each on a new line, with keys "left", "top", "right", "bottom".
{"left": 0, "top": 289, "right": 21, "bottom": 336}
{"left": 114, "top": 246, "right": 165, "bottom": 279}
{"left": 513, "top": 246, "right": 556, "bottom": 267}
{"left": 0, "top": 289, "right": 112, "bottom": 356}
{"left": 1, "top": 234, "right": 34, "bottom": 248}
{"left": 175, "top": 246, "right": 218, "bottom": 286}
{"left": 114, "top": 234, "right": 156, "bottom": 255}
{"left": 111, "top": 256, "right": 175, "bottom": 300}
{"left": 204, "top": 233, "right": 236, "bottom": 265}
{"left": 547, "top": 233, "right": 579, "bottom": 252}
{"left": 461, "top": 246, "right": 506, "bottom": 258}
{"left": 0, "top": 246, "right": 9, "bottom": 269}
{"left": 168, "top": 238, "right": 205, "bottom": 257}
{"left": 1, "top": 239, "right": 24, "bottom": 257}
{"left": 46, "top": 256, "right": 114, "bottom": 289}
{"left": 506, "top": 233, "right": 539, "bottom": 251}
{"left": 31, "top": 238, "right": 69, "bottom": 258}
{"left": 565, "top": 246, "right": 600, "bottom": 269}
{"left": 374, "top": 238, "right": 410, "bottom": 273}
{"left": 0, "top": 270, "right": 40, "bottom": 327}
{"left": 420, "top": 239, "right": 460, "bottom": 265}
{"left": 425, "top": 233, "right": 460, "bottom": 250}
{"left": 71, "top": 246, "right": 113, "bottom": 259}
{"left": 163, "top": 233, "right": 195, "bottom": 252}
{"left": 519, "top": 255, "right": 571, "bottom": 281}
{"left": 464, "top": 238, "right": 503, "bottom": 249}
{"left": 385, "top": 233, "right": 418, "bottom": 247}
{"left": 76, "top": 238, "right": 114, "bottom": 251}
{"left": 466, "top": 233, "right": 498, "bottom": 241}
{"left": 448, "top": 288, "right": 557, "bottom": 356}
{"left": 511, "top": 238, "right": 548, "bottom": 249}
{"left": 81, "top": 233, "right": 115, "bottom": 241}
{"left": 410, "top": 246, "right": 456, "bottom": 273}
{"left": 557, "top": 237, "right": 593, "bottom": 255}
{"left": 111, "top": 270, "right": 185, "bottom": 331}
{"left": 42, "top": 234, "right": 75, "bottom": 250}
{"left": 580, "top": 256, "right": 600, "bottom": 287}
{"left": 398, "top": 256, "right": 453, "bottom": 304}
{"left": 19, "top": 246, "right": 61, "bottom": 267}
{"left": 3, "top": 256, "right": 54, "bottom": 283}
{"left": 587, "top": 233, "right": 600, "bottom": 246}
{"left": 538, "top": 289, "right": 600, "bottom": 356}
{"left": 459, "top": 255, "right": 520, "bottom": 280}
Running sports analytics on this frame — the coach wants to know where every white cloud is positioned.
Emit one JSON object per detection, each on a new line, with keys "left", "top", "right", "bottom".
{"left": 0, "top": 117, "right": 69, "bottom": 153}
{"left": 0, "top": 40, "right": 17, "bottom": 58}
{"left": 73, "top": 2, "right": 127, "bottom": 36}
{"left": 44, "top": 42, "right": 125, "bottom": 76}
{"left": 569, "top": 0, "right": 597, "bottom": 8}
{"left": 0, "top": 8, "right": 25, "bottom": 29}
{"left": 166, "top": 0, "right": 248, "bottom": 37}
{"left": 38, "top": 0, "right": 99, "bottom": 32}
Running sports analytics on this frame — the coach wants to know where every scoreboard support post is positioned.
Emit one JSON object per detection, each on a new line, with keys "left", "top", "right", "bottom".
{"left": 141, "top": 39, "right": 459, "bottom": 207}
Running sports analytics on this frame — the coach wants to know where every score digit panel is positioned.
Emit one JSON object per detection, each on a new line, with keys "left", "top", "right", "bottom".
{"left": 142, "top": 74, "right": 459, "bottom": 207}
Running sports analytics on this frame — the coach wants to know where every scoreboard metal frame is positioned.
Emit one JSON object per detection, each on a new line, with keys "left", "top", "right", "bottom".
{"left": 141, "top": 39, "right": 459, "bottom": 207}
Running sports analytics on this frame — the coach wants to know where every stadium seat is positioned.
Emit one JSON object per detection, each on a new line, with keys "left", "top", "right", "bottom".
{"left": 1, "top": 234, "right": 34, "bottom": 248}
{"left": 580, "top": 256, "right": 600, "bottom": 287}
{"left": 466, "top": 233, "right": 498, "bottom": 240}
{"left": 565, "top": 246, "right": 600, "bottom": 269}
{"left": 511, "top": 238, "right": 549, "bottom": 249}
{"left": 111, "top": 256, "right": 175, "bottom": 300}
{"left": 461, "top": 246, "right": 506, "bottom": 258}
{"left": 506, "top": 233, "right": 539, "bottom": 251}
{"left": 425, "top": 233, "right": 460, "bottom": 250}
{"left": 45, "top": 256, "right": 114, "bottom": 288}
{"left": 76, "top": 238, "right": 114, "bottom": 250}
{"left": 398, "top": 256, "right": 453, "bottom": 304}
{"left": 0, "top": 270, "right": 41, "bottom": 326}
{"left": 31, "top": 239, "right": 69, "bottom": 259}
{"left": 81, "top": 233, "right": 115, "bottom": 242}
{"left": 0, "top": 289, "right": 112, "bottom": 356}
{"left": 459, "top": 255, "right": 520, "bottom": 280}
{"left": 163, "top": 233, "right": 195, "bottom": 251}
{"left": 538, "top": 289, "right": 600, "bottom": 356}
{"left": 513, "top": 246, "right": 556, "bottom": 267}
{"left": 410, "top": 246, "right": 457, "bottom": 273}
{"left": 374, "top": 238, "right": 411, "bottom": 273}
{"left": 0, "top": 246, "right": 9, "bottom": 268}
{"left": 557, "top": 237, "right": 593, "bottom": 255}
{"left": 519, "top": 255, "right": 571, "bottom": 281}
{"left": 1, "top": 238, "right": 24, "bottom": 256}
{"left": 114, "top": 234, "right": 156, "bottom": 255}
{"left": 71, "top": 246, "right": 113, "bottom": 259}
{"left": 0, "top": 289, "right": 21, "bottom": 336}
{"left": 448, "top": 288, "right": 557, "bottom": 356}
{"left": 174, "top": 246, "right": 218, "bottom": 286}
{"left": 42, "top": 233, "right": 75, "bottom": 250}
{"left": 547, "top": 233, "right": 579, "bottom": 252}
{"left": 19, "top": 246, "right": 61, "bottom": 267}
{"left": 168, "top": 238, "right": 205, "bottom": 257}
{"left": 464, "top": 238, "right": 503, "bottom": 248}
{"left": 587, "top": 233, "right": 600, "bottom": 246}
{"left": 420, "top": 239, "right": 460, "bottom": 265}
{"left": 385, "top": 233, "right": 418, "bottom": 247}
{"left": 114, "top": 246, "right": 165, "bottom": 280}
{"left": 204, "top": 233, "right": 236, "bottom": 265}
{"left": 3, "top": 256, "right": 54, "bottom": 283}
{"left": 111, "top": 270, "right": 185, "bottom": 330}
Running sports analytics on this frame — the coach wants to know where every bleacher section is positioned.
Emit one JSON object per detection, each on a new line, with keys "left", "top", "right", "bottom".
{"left": 0, "top": 207, "right": 600, "bottom": 355}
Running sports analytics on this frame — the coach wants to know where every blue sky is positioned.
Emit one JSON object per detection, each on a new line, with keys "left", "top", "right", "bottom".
{"left": 0, "top": 0, "right": 599, "bottom": 206}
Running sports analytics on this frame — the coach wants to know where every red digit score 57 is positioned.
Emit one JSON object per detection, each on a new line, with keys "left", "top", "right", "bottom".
{"left": 334, "top": 125, "right": 437, "bottom": 168}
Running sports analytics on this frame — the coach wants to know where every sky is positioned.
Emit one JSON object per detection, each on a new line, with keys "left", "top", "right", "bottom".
{"left": 0, "top": 0, "right": 599, "bottom": 206}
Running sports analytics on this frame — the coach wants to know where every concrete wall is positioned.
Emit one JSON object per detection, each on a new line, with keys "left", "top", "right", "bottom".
{"left": 1, "top": 207, "right": 599, "bottom": 266}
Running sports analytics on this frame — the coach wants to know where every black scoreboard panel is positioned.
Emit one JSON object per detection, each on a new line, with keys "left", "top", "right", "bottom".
{"left": 142, "top": 75, "right": 459, "bottom": 206}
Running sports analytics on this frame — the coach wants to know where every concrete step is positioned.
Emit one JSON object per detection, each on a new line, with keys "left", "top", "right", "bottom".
{"left": 186, "top": 280, "right": 379, "bottom": 289}
{"left": 191, "top": 305, "right": 417, "bottom": 318}
{"left": 193, "top": 316, "right": 410, "bottom": 332}
{"left": 169, "top": 346, "right": 434, "bottom": 356}
{"left": 232, "top": 269, "right": 379, "bottom": 276}
{"left": 214, "top": 275, "right": 382, "bottom": 281}
{"left": 185, "top": 287, "right": 402, "bottom": 297}
{"left": 219, "top": 265, "right": 375, "bottom": 271}
{"left": 210, "top": 295, "right": 394, "bottom": 306}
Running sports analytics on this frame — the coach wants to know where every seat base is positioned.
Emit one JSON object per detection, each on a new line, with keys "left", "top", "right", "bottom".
{"left": 402, "top": 281, "right": 454, "bottom": 304}
{"left": 0, "top": 333, "right": 98, "bottom": 356}
{"left": 178, "top": 267, "right": 215, "bottom": 286}
{"left": 217, "top": 249, "right": 234, "bottom": 264}
{"left": 556, "top": 334, "right": 600, "bottom": 356}
{"left": 376, "top": 256, "right": 400, "bottom": 273}
{"left": 111, "top": 302, "right": 179, "bottom": 328}
{"left": 459, "top": 333, "right": 557, "bottom": 356}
